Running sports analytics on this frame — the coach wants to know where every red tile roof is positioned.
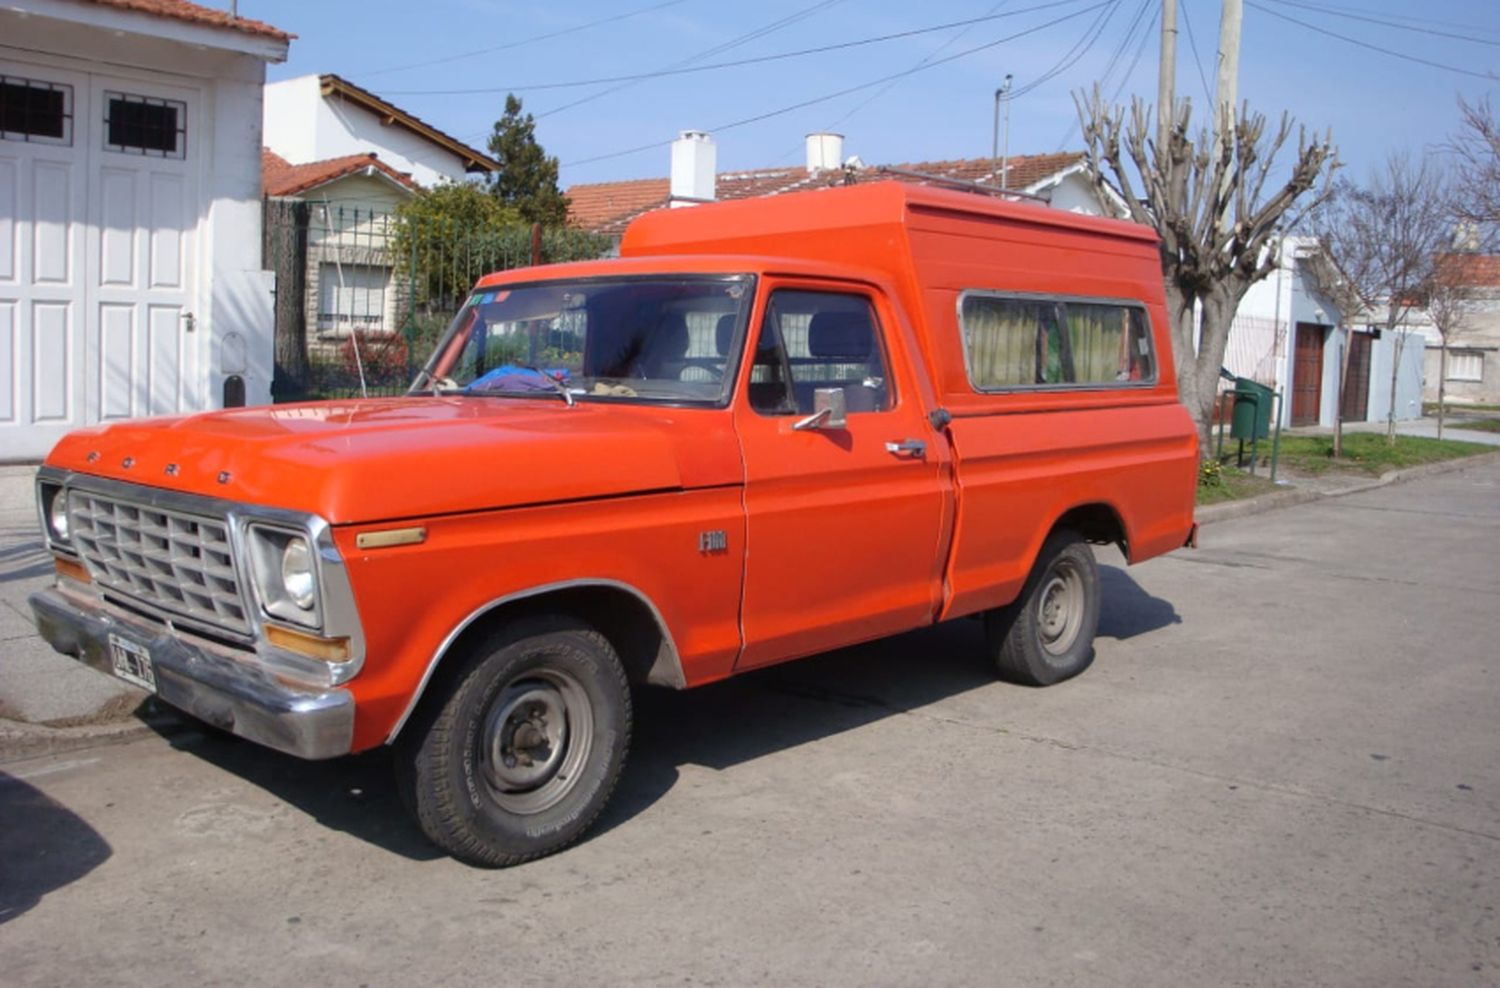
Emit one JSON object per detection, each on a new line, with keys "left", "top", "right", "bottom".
{"left": 566, "top": 151, "right": 1087, "bottom": 235}
{"left": 262, "top": 149, "right": 417, "bottom": 198}
{"left": 83, "top": 0, "right": 292, "bottom": 41}
{"left": 1435, "top": 253, "right": 1500, "bottom": 288}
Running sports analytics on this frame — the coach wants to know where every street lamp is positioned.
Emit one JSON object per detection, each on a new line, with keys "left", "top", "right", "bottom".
{"left": 992, "top": 75, "right": 1013, "bottom": 189}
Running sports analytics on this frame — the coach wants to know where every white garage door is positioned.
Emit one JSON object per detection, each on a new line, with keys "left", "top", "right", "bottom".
{"left": 0, "top": 59, "right": 199, "bottom": 461}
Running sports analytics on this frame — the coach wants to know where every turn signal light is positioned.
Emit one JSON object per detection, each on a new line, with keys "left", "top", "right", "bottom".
{"left": 264, "top": 623, "right": 351, "bottom": 663}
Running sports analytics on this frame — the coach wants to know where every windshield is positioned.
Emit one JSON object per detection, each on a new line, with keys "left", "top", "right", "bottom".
{"left": 414, "top": 275, "right": 754, "bottom": 405}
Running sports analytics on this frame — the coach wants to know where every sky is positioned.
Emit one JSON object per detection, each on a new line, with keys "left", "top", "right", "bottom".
{"left": 243, "top": 0, "right": 1500, "bottom": 192}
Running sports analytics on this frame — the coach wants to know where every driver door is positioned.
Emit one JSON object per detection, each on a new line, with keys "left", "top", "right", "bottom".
{"left": 732, "top": 282, "right": 948, "bottom": 670}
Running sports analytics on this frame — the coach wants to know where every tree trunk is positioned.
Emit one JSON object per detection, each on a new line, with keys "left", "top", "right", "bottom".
{"left": 1333, "top": 326, "right": 1353, "bottom": 458}
{"left": 1438, "top": 343, "right": 1447, "bottom": 440}
{"left": 1386, "top": 324, "right": 1405, "bottom": 446}
{"left": 1189, "top": 289, "right": 1239, "bottom": 460}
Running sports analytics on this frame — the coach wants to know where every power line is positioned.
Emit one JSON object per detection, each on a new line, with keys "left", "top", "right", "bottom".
{"left": 1055, "top": 0, "right": 1155, "bottom": 150}
{"left": 1246, "top": 2, "right": 1497, "bottom": 81}
{"left": 1260, "top": 0, "right": 1500, "bottom": 46}
{"left": 1178, "top": 0, "right": 1215, "bottom": 104}
{"left": 1006, "top": 0, "right": 1121, "bottom": 100}
{"left": 384, "top": 1, "right": 1097, "bottom": 97}
{"left": 1110, "top": 3, "right": 1158, "bottom": 102}
{"left": 816, "top": 0, "right": 1018, "bottom": 136}
{"left": 564, "top": 1, "right": 1115, "bottom": 169}
{"left": 1094, "top": 0, "right": 1155, "bottom": 97}
{"left": 538, "top": 0, "right": 850, "bottom": 120}
{"left": 358, "top": 0, "right": 688, "bottom": 79}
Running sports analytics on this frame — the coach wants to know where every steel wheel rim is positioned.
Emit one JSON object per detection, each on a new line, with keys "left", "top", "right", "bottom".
{"left": 1036, "top": 559, "right": 1085, "bottom": 658}
{"left": 479, "top": 667, "right": 594, "bottom": 815}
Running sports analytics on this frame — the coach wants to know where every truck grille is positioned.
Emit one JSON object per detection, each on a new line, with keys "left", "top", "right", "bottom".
{"left": 69, "top": 490, "right": 251, "bottom": 636}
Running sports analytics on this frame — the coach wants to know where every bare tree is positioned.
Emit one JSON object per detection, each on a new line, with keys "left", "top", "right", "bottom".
{"left": 1450, "top": 96, "right": 1500, "bottom": 238}
{"left": 1075, "top": 90, "right": 1336, "bottom": 454}
{"left": 1311, "top": 156, "right": 1456, "bottom": 446}
{"left": 1425, "top": 256, "right": 1479, "bottom": 440}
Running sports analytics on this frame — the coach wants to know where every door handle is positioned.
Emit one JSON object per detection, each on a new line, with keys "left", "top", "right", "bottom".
{"left": 884, "top": 438, "right": 926, "bottom": 458}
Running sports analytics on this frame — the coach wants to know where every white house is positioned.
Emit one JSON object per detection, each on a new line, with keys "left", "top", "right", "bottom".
{"left": 1224, "top": 240, "right": 1424, "bottom": 429}
{"left": 1, "top": 0, "right": 291, "bottom": 461}
{"left": 262, "top": 74, "right": 498, "bottom": 190}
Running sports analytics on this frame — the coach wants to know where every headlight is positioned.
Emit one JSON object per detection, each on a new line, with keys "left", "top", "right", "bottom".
{"left": 48, "top": 489, "right": 70, "bottom": 541}
{"left": 280, "top": 537, "right": 316, "bottom": 610}
{"left": 247, "top": 525, "right": 322, "bottom": 628}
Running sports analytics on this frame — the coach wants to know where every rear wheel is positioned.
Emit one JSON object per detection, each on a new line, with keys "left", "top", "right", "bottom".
{"left": 985, "top": 529, "right": 1100, "bottom": 686}
{"left": 397, "top": 617, "right": 631, "bottom": 867}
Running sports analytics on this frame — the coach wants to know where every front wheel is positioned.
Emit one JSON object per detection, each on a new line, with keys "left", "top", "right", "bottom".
{"left": 397, "top": 617, "right": 631, "bottom": 867}
{"left": 985, "top": 529, "right": 1100, "bottom": 687}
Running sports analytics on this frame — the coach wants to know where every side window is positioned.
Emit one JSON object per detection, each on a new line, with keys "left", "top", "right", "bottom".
{"left": 961, "top": 293, "right": 1156, "bottom": 390}
{"left": 749, "top": 290, "right": 891, "bottom": 416}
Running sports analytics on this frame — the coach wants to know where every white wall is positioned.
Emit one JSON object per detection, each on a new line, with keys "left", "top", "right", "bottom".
{"left": 264, "top": 75, "right": 472, "bottom": 188}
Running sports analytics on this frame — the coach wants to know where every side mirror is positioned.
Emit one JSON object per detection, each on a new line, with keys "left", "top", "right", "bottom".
{"left": 792, "top": 387, "right": 848, "bottom": 431}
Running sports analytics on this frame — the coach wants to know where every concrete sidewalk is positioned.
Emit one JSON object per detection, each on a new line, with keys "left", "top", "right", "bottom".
{"left": 0, "top": 465, "right": 147, "bottom": 736}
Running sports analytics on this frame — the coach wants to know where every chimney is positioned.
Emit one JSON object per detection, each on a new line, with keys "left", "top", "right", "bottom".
{"left": 670, "top": 130, "right": 716, "bottom": 206}
{"left": 805, "top": 132, "right": 844, "bottom": 174}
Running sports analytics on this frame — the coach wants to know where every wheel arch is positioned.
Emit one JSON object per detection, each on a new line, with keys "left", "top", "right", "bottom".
{"left": 1051, "top": 500, "right": 1130, "bottom": 561}
{"left": 386, "top": 579, "right": 684, "bottom": 744}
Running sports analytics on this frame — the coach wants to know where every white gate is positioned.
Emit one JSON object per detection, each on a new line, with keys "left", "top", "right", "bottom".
{"left": 0, "top": 59, "right": 200, "bottom": 460}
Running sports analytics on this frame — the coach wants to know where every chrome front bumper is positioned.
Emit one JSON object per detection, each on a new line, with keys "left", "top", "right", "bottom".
{"left": 29, "top": 588, "right": 354, "bottom": 760}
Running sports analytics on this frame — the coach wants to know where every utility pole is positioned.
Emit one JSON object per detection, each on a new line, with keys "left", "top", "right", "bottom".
{"left": 991, "top": 75, "right": 1012, "bottom": 188}
{"left": 1214, "top": 0, "right": 1243, "bottom": 153}
{"left": 1214, "top": 0, "right": 1243, "bottom": 235}
{"left": 1158, "top": 0, "right": 1177, "bottom": 150}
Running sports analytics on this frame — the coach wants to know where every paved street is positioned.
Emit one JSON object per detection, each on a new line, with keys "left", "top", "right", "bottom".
{"left": 2, "top": 463, "right": 1498, "bottom": 987}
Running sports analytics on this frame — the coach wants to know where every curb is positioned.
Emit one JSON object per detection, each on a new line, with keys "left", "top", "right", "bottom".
{"left": 1197, "top": 449, "right": 1500, "bottom": 525}
{"left": 0, "top": 717, "right": 157, "bottom": 763}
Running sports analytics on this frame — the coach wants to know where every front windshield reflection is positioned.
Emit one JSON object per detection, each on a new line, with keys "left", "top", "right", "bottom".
{"left": 416, "top": 275, "right": 753, "bottom": 405}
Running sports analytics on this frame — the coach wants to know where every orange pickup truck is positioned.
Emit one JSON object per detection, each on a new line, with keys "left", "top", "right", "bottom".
{"left": 30, "top": 181, "right": 1197, "bottom": 865}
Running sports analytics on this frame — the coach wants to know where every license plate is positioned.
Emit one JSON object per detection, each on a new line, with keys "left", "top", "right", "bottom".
{"left": 108, "top": 634, "right": 157, "bottom": 693}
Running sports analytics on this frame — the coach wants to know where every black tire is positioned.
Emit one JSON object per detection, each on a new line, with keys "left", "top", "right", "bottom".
{"left": 985, "top": 529, "right": 1100, "bottom": 687}
{"left": 396, "top": 616, "right": 631, "bottom": 867}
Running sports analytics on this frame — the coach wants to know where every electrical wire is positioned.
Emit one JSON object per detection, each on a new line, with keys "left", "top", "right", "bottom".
{"left": 1055, "top": 0, "right": 1155, "bottom": 150}
{"left": 1005, "top": 0, "right": 1121, "bottom": 100}
{"left": 1110, "top": 3, "right": 1158, "bottom": 102}
{"left": 538, "top": 0, "right": 850, "bottom": 120}
{"left": 1178, "top": 0, "right": 1215, "bottom": 104}
{"left": 383, "top": 1, "right": 1097, "bottom": 97}
{"left": 563, "top": 1, "right": 1115, "bottom": 169}
{"left": 1246, "top": 1, "right": 1496, "bottom": 81}
{"left": 817, "top": 0, "right": 1017, "bottom": 137}
{"left": 1259, "top": 0, "right": 1500, "bottom": 47}
{"left": 358, "top": 0, "right": 688, "bottom": 79}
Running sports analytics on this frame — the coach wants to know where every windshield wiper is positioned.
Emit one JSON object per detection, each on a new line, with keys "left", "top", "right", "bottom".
{"left": 523, "top": 366, "right": 576, "bottom": 407}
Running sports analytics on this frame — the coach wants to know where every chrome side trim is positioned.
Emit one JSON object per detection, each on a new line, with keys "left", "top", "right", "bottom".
{"left": 385, "top": 579, "right": 687, "bottom": 744}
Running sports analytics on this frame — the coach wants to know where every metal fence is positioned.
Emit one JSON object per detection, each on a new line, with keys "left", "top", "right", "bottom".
{"left": 262, "top": 199, "right": 611, "bottom": 401}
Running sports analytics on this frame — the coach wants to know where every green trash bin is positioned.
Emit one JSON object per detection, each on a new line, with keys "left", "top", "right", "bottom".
{"left": 1230, "top": 377, "right": 1273, "bottom": 441}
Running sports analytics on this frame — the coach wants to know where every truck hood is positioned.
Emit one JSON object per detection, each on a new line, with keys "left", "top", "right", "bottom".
{"left": 44, "top": 397, "right": 742, "bottom": 523}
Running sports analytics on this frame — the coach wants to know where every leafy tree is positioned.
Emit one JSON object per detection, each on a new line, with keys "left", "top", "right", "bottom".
{"left": 1075, "top": 89, "right": 1337, "bottom": 455}
{"left": 392, "top": 180, "right": 609, "bottom": 356}
{"left": 486, "top": 94, "right": 570, "bottom": 227}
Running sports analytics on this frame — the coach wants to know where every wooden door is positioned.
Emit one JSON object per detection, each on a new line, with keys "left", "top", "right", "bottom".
{"left": 1292, "top": 323, "right": 1325, "bottom": 426}
{"left": 1340, "top": 330, "right": 1372, "bottom": 423}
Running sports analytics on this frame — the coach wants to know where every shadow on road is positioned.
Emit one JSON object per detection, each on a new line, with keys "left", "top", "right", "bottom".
{"left": 0, "top": 772, "right": 112, "bottom": 924}
{"left": 141, "top": 569, "right": 1179, "bottom": 862}
{"left": 1097, "top": 564, "right": 1181, "bottom": 640}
